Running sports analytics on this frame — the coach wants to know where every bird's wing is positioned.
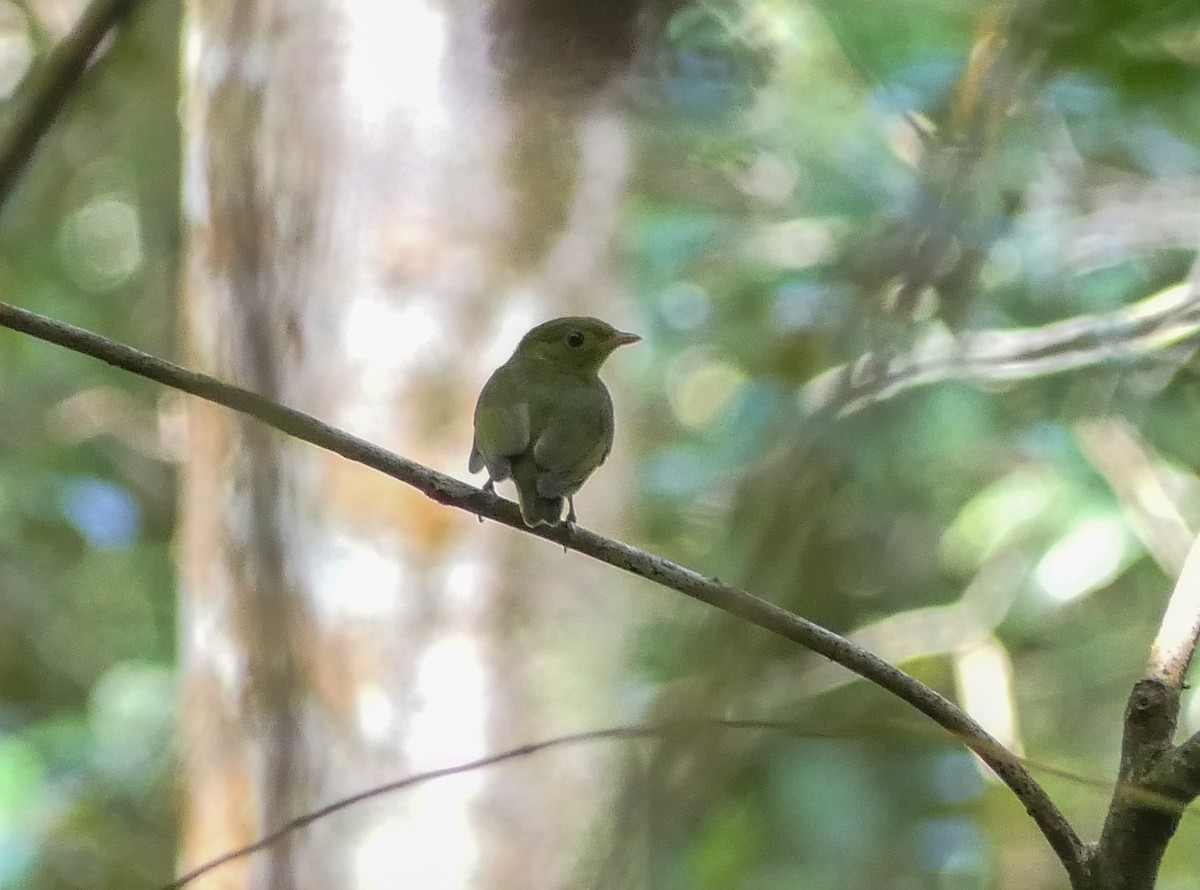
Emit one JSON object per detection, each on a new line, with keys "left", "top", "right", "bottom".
{"left": 532, "top": 382, "right": 614, "bottom": 497}
{"left": 471, "top": 368, "right": 531, "bottom": 477}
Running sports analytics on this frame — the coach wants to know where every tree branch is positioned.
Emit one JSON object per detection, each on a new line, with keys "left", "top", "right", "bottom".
{"left": 1094, "top": 680, "right": 1187, "bottom": 890}
{"left": 1147, "top": 530, "right": 1200, "bottom": 689}
{"left": 1092, "top": 528, "right": 1200, "bottom": 888}
{"left": 0, "top": 298, "right": 1090, "bottom": 886}
{"left": 1151, "top": 730, "right": 1200, "bottom": 805}
{"left": 0, "top": 0, "right": 147, "bottom": 208}
{"left": 164, "top": 717, "right": 863, "bottom": 890}
{"left": 803, "top": 280, "right": 1200, "bottom": 417}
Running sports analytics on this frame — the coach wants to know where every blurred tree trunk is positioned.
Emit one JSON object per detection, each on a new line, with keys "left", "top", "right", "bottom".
{"left": 177, "top": 2, "right": 644, "bottom": 888}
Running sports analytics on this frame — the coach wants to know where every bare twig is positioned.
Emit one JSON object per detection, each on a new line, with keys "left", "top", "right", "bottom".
{"left": 1148, "top": 532, "right": 1200, "bottom": 689}
{"left": 0, "top": 0, "right": 147, "bottom": 208}
{"left": 164, "top": 724, "right": 669, "bottom": 889}
{"left": 167, "top": 713, "right": 1166, "bottom": 890}
{"left": 164, "top": 718, "right": 849, "bottom": 889}
{"left": 0, "top": 299, "right": 1091, "bottom": 886}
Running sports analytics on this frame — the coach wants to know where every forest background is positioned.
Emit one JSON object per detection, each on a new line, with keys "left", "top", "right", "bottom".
{"left": 1, "top": 1, "right": 1200, "bottom": 889}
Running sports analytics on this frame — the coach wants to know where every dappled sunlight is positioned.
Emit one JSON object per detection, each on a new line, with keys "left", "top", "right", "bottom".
{"left": 354, "top": 684, "right": 396, "bottom": 744}
{"left": 348, "top": 635, "right": 488, "bottom": 890}
{"left": 182, "top": 592, "right": 247, "bottom": 709}
{"left": 310, "top": 530, "right": 404, "bottom": 621}
{"left": 355, "top": 789, "right": 479, "bottom": 890}
{"left": 955, "top": 638, "right": 1023, "bottom": 758}
{"left": 338, "top": 295, "right": 448, "bottom": 441}
{"left": 408, "top": 634, "right": 489, "bottom": 771}
{"left": 1035, "top": 515, "right": 1134, "bottom": 605}
{"left": 343, "top": 0, "right": 446, "bottom": 133}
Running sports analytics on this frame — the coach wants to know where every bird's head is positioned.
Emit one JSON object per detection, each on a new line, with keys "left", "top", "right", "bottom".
{"left": 515, "top": 316, "right": 641, "bottom": 373}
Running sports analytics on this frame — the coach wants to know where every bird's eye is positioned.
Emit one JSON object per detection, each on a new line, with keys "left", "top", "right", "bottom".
{"left": 566, "top": 330, "right": 585, "bottom": 348}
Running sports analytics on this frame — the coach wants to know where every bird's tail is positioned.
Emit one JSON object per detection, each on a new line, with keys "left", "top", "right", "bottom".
{"left": 512, "top": 457, "right": 563, "bottom": 527}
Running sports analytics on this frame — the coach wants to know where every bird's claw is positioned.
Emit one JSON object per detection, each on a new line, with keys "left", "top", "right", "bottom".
{"left": 478, "top": 478, "right": 496, "bottom": 523}
{"left": 561, "top": 498, "right": 579, "bottom": 552}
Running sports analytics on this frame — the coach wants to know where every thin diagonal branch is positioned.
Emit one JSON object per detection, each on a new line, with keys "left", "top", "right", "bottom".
{"left": 0, "top": 0, "right": 147, "bottom": 208}
{"left": 0, "top": 299, "right": 1090, "bottom": 886}
{"left": 165, "top": 725, "right": 667, "bottom": 890}
{"left": 165, "top": 718, "right": 843, "bottom": 890}
{"left": 167, "top": 713, "right": 1158, "bottom": 890}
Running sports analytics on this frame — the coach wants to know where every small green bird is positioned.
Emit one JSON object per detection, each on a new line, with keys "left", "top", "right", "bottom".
{"left": 469, "top": 316, "right": 640, "bottom": 527}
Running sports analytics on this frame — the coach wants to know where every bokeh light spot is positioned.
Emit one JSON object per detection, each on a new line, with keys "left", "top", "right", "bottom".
{"left": 89, "top": 662, "right": 175, "bottom": 790}
{"left": 59, "top": 195, "right": 144, "bottom": 292}
{"left": 1036, "top": 514, "right": 1132, "bottom": 604}
{"left": 941, "top": 468, "right": 1060, "bottom": 571}
{"left": 752, "top": 217, "right": 838, "bottom": 270}
{"left": 916, "top": 817, "right": 989, "bottom": 880}
{"left": 59, "top": 478, "right": 142, "bottom": 549}
{"left": 667, "top": 350, "right": 747, "bottom": 430}
{"left": 0, "top": 734, "right": 43, "bottom": 814}
{"left": 929, "top": 751, "right": 985, "bottom": 804}
{"left": 659, "top": 281, "right": 711, "bottom": 332}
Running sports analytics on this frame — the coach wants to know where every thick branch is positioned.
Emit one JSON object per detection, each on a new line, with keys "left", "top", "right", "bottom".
{"left": 1094, "top": 680, "right": 1188, "bottom": 890}
{"left": 0, "top": 0, "right": 146, "bottom": 208}
{"left": 0, "top": 299, "right": 1091, "bottom": 886}
{"left": 1150, "top": 730, "right": 1200, "bottom": 805}
{"left": 1093, "top": 529, "right": 1200, "bottom": 888}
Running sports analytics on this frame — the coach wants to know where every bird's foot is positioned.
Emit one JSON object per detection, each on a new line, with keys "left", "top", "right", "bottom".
{"left": 562, "top": 499, "right": 578, "bottom": 552}
{"left": 478, "top": 478, "right": 496, "bottom": 523}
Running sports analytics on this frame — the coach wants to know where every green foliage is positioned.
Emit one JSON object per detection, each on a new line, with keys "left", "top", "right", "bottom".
{"left": 0, "top": 2, "right": 181, "bottom": 888}
{"left": 2, "top": 0, "right": 1200, "bottom": 887}
{"left": 623, "top": 0, "right": 1200, "bottom": 886}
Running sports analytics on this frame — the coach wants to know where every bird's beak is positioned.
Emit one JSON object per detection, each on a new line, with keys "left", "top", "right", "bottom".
{"left": 612, "top": 330, "right": 641, "bottom": 347}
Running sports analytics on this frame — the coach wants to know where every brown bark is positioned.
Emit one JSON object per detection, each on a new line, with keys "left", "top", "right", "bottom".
{"left": 177, "top": 2, "right": 643, "bottom": 888}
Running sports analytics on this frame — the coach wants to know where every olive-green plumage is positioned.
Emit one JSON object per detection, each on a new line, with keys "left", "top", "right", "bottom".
{"left": 470, "top": 317, "right": 640, "bottom": 527}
